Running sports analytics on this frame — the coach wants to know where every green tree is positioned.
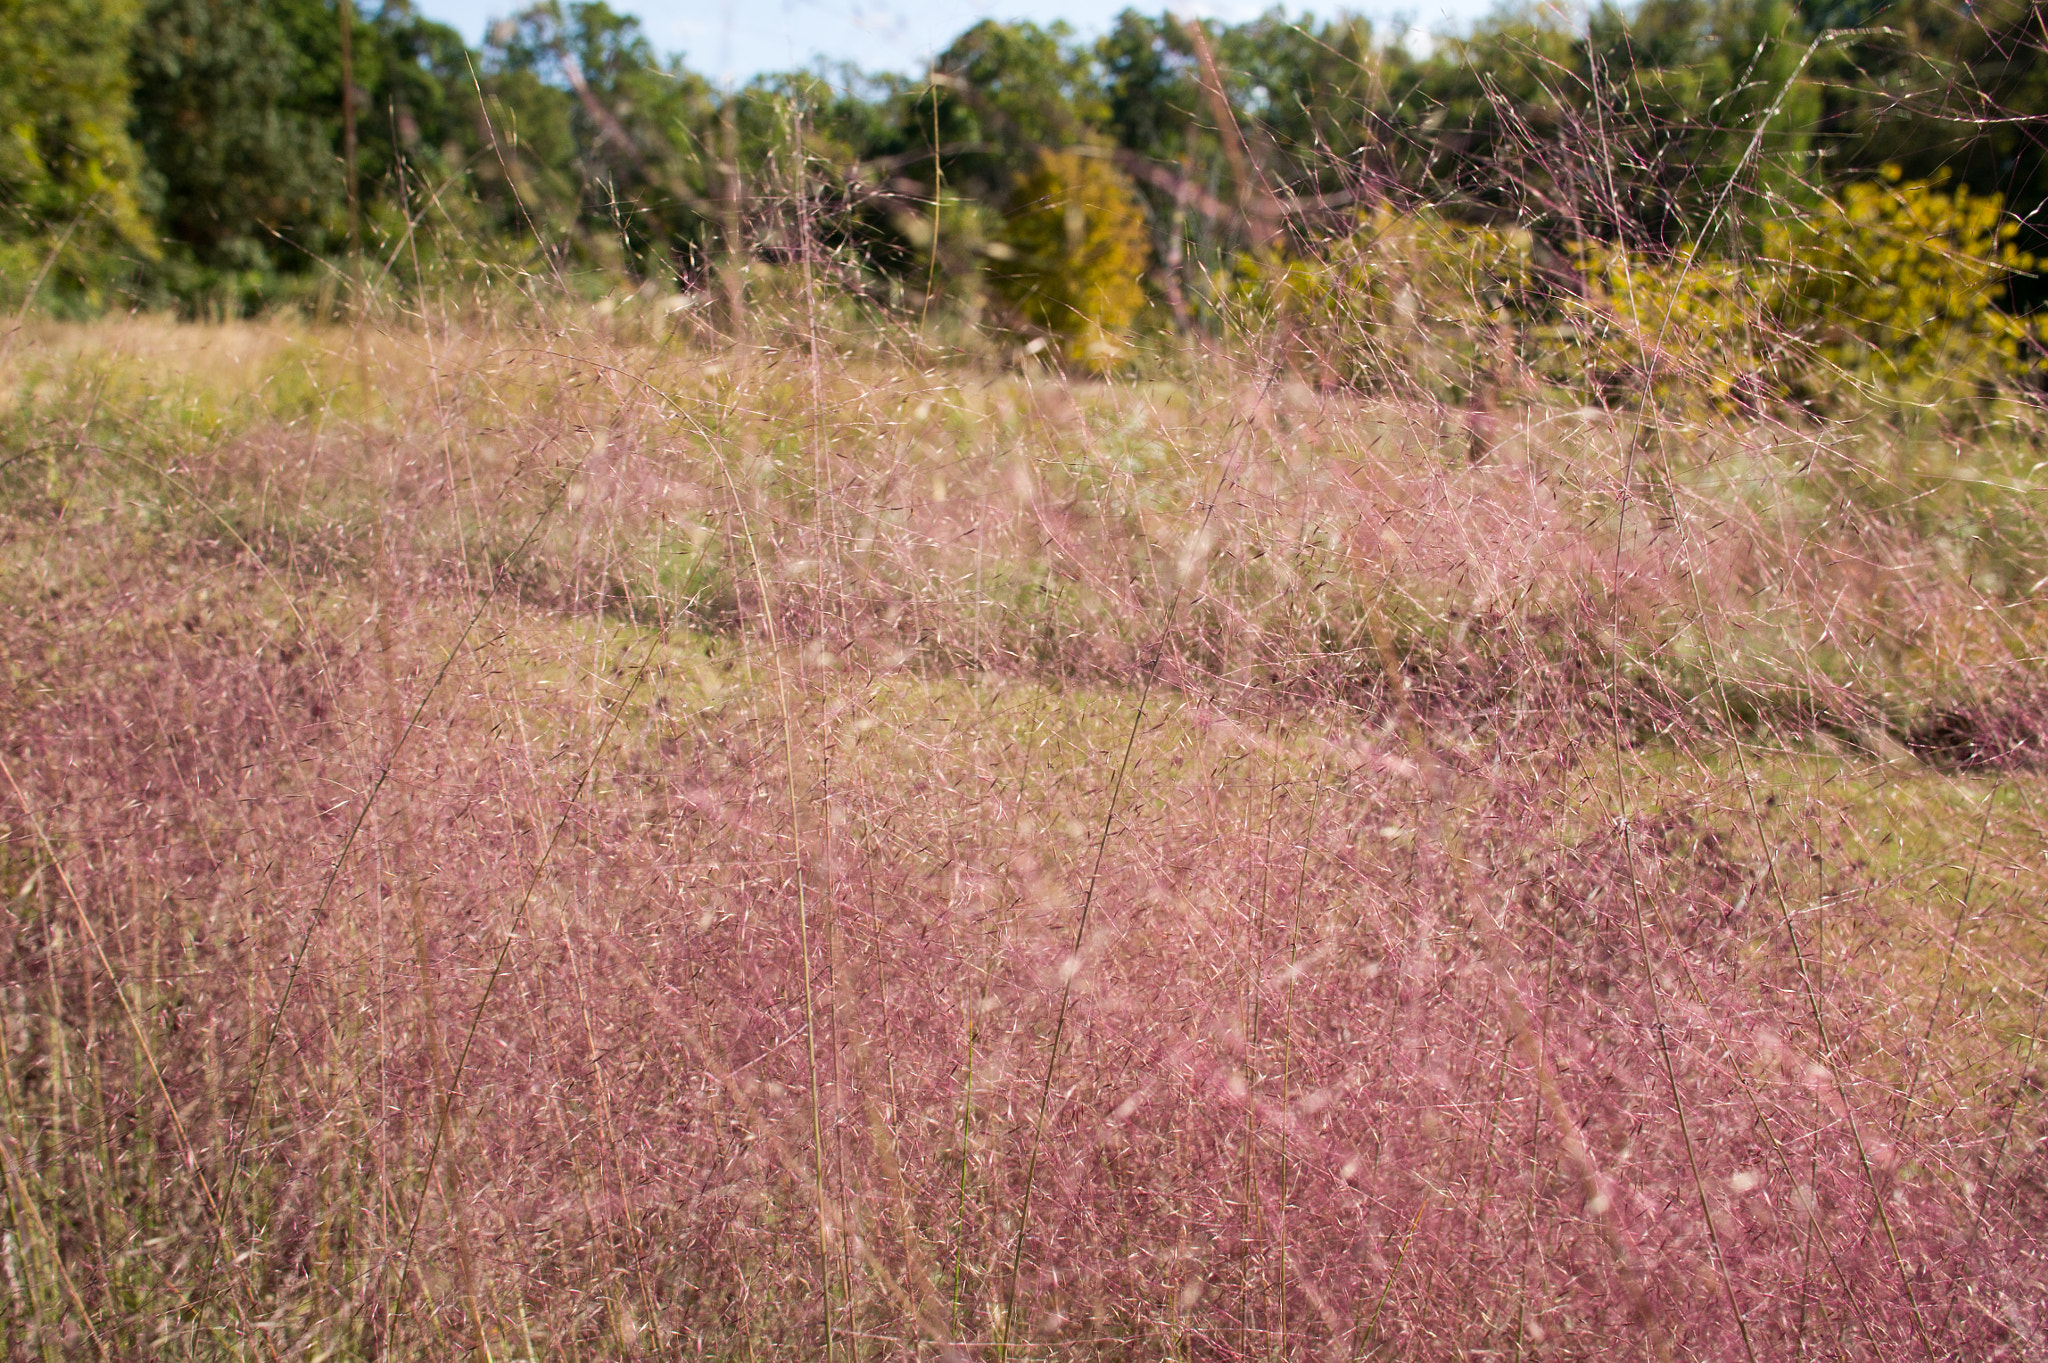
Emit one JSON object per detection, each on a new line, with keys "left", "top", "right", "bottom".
{"left": 126, "top": 0, "right": 483, "bottom": 307}
{"left": 129, "top": 0, "right": 338, "bottom": 283}
{"left": 1213, "top": 10, "right": 1389, "bottom": 199}
{"left": 482, "top": 1, "right": 725, "bottom": 284}
{"left": 0, "top": 0, "right": 153, "bottom": 306}
{"left": 928, "top": 20, "right": 1106, "bottom": 202}
{"left": 1098, "top": 10, "right": 1204, "bottom": 166}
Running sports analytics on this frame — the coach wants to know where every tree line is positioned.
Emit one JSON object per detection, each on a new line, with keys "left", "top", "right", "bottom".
{"left": 3, "top": 0, "right": 2043, "bottom": 350}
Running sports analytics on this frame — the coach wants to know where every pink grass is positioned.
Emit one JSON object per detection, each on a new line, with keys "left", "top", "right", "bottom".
{"left": 0, "top": 314, "right": 2043, "bottom": 1359}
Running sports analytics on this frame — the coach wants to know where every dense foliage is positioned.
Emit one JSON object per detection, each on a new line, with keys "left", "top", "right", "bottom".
{"left": 2, "top": 0, "right": 2045, "bottom": 383}
{"left": 0, "top": 0, "right": 154, "bottom": 302}
{"left": 991, "top": 147, "right": 1152, "bottom": 368}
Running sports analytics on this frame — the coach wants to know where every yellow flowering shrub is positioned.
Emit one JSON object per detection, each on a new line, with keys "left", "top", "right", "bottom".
{"left": 1569, "top": 240, "right": 1783, "bottom": 410}
{"left": 1574, "top": 168, "right": 2042, "bottom": 410}
{"left": 1781, "top": 168, "right": 2039, "bottom": 387}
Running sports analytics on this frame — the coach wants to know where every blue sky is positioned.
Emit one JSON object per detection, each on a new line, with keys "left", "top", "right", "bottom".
{"left": 409, "top": 0, "right": 1495, "bottom": 85}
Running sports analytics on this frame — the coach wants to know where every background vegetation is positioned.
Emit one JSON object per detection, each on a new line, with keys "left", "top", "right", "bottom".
{"left": 3, "top": 0, "right": 2048, "bottom": 375}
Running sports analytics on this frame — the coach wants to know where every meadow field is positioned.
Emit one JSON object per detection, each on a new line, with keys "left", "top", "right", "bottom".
{"left": 1, "top": 303, "right": 2045, "bottom": 1360}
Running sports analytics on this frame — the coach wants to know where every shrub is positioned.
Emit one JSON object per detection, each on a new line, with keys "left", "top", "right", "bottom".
{"left": 1573, "top": 168, "right": 2044, "bottom": 410}
{"left": 1255, "top": 173, "right": 2040, "bottom": 413}
{"left": 1780, "top": 168, "right": 2042, "bottom": 390}
{"left": 1253, "top": 207, "right": 1534, "bottom": 397}
{"left": 991, "top": 147, "right": 1151, "bottom": 370}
